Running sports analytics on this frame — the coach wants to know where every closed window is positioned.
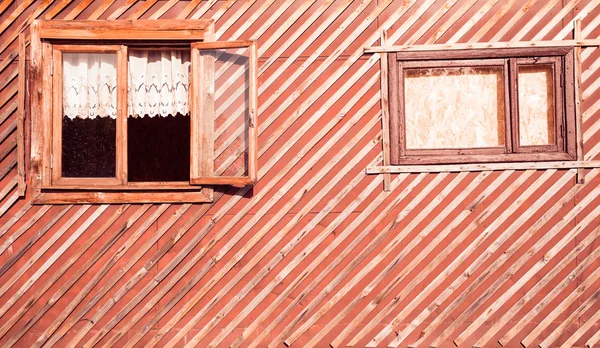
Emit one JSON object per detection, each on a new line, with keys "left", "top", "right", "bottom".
{"left": 387, "top": 47, "right": 576, "bottom": 165}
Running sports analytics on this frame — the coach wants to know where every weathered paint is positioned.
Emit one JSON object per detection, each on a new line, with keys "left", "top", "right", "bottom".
{"left": 0, "top": 1, "right": 599, "bottom": 347}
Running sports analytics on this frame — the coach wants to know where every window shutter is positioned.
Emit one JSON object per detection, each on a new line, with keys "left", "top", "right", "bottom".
{"left": 189, "top": 40, "right": 258, "bottom": 186}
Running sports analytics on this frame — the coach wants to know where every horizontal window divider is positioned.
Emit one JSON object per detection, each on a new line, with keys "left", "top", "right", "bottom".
{"left": 364, "top": 39, "right": 600, "bottom": 53}
{"left": 366, "top": 161, "right": 600, "bottom": 174}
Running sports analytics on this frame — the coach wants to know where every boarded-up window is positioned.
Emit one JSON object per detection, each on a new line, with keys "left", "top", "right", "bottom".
{"left": 404, "top": 66, "right": 505, "bottom": 149}
{"left": 387, "top": 48, "right": 576, "bottom": 165}
{"left": 518, "top": 64, "right": 555, "bottom": 146}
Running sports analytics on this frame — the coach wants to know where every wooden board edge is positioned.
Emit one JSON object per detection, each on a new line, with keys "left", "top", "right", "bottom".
{"left": 36, "top": 19, "right": 214, "bottom": 40}
{"left": 379, "top": 29, "right": 390, "bottom": 192}
{"left": 28, "top": 20, "right": 42, "bottom": 200}
{"left": 190, "top": 176, "right": 253, "bottom": 187}
{"left": 574, "top": 19, "right": 584, "bottom": 184}
{"left": 366, "top": 161, "right": 600, "bottom": 174}
{"left": 364, "top": 39, "right": 600, "bottom": 53}
{"left": 248, "top": 40, "right": 258, "bottom": 183}
{"left": 17, "top": 33, "right": 26, "bottom": 196}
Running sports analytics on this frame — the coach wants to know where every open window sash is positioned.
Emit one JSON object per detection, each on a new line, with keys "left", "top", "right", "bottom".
{"left": 189, "top": 40, "right": 258, "bottom": 186}
{"left": 50, "top": 44, "right": 128, "bottom": 187}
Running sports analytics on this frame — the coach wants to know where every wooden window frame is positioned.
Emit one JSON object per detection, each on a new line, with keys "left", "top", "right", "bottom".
{"left": 189, "top": 40, "right": 258, "bottom": 186}
{"left": 50, "top": 44, "right": 127, "bottom": 188}
{"left": 387, "top": 47, "right": 577, "bottom": 166}
{"left": 28, "top": 19, "right": 257, "bottom": 204}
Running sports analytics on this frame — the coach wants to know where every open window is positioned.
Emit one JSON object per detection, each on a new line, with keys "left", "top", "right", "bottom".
{"left": 387, "top": 47, "right": 576, "bottom": 165}
{"left": 28, "top": 20, "right": 259, "bottom": 204}
{"left": 189, "top": 40, "right": 258, "bottom": 186}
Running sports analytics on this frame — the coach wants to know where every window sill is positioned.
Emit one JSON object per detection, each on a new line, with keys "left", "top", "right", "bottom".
{"left": 390, "top": 152, "right": 575, "bottom": 165}
{"left": 32, "top": 189, "right": 213, "bottom": 204}
{"left": 366, "top": 160, "right": 600, "bottom": 174}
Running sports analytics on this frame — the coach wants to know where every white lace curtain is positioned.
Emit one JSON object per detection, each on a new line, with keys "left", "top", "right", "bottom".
{"left": 62, "top": 50, "right": 191, "bottom": 119}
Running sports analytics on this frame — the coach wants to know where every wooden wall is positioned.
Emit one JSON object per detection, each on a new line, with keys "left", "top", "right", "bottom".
{"left": 1, "top": 0, "right": 600, "bottom": 347}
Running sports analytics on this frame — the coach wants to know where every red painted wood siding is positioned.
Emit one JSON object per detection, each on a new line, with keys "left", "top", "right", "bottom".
{"left": 0, "top": 1, "right": 599, "bottom": 347}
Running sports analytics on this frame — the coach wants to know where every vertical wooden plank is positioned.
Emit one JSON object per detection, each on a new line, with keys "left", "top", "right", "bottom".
{"left": 190, "top": 46, "right": 199, "bottom": 180}
{"left": 116, "top": 45, "right": 128, "bottom": 184}
{"left": 379, "top": 30, "right": 391, "bottom": 191}
{"left": 51, "top": 48, "right": 61, "bottom": 183}
{"left": 248, "top": 40, "right": 258, "bottom": 183}
{"left": 17, "top": 33, "right": 26, "bottom": 196}
{"left": 41, "top": 41, "right": 53, "bottom": 187}
{"left": 503, "top": 59, "right": 513, "bottom": 154}
{"left": 509, "top": 57, "right": 520, "bottom": 153}
{"left": 189, "top": 24, "right": 215, "bottom": 199}
{"left": 204, "top": 23, "right": 215, "bottom": 188}
{"left": 397, "top": 60, "right": 406, "bottom": 157}
{"left": 574, "top": 19, "right": 584, "bottom": 183}
{"left": 565, "top": 49, "right": 577, "bottom": 157}
{"left": 189, "top": 44, "right": 214, "bottom": 181}
{"left": 554, "top": 56, "right": 565, "bottom": 153}
{"left": 200, "top": 47, "right": 215, "bottom": 178}
{"left": 29, "top": 20, "right": 43, "bottom": 199}
{"left": 388, "top": 52, "right": 399, "bottom": 163}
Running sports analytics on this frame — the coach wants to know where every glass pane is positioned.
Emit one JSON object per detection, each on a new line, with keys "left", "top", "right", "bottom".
{"left": 404, "top": 66, "right": 505, "bottom": 149}
{"left": 518, "top": 64, "right": 555, "bottom": 146}
{"left": 127, "top": 49, "right": 191, "bottom": 182}
{"left": 200, "top": 47, "right": 250, "bottom": 177}
{"left": 62, "top": 52, "right": 116, "bottom": 178}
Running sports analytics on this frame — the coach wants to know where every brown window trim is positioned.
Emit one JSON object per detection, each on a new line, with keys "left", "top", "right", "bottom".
{"left": 388, "top": 47, "right": 577, "bottom": 166}
{"left": 28, "top": 19, "right": 258, "bottom": 204}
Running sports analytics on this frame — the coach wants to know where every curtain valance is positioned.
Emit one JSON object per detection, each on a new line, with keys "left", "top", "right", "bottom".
{"left": 62, "top": 50, "right": 191, "bottom": 119}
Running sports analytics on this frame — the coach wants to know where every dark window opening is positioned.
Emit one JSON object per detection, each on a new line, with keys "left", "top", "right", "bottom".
{"left": 127, "top": 114, "right": 190, "bottom": 182}
{"left": 62, "top": 116, "right": 116, "bottom": 178}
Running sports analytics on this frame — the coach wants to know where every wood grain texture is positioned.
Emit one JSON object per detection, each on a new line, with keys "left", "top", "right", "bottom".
{"left": 574, "top": 19, "right": 585, "bottom": 183}
{"left": 17, "top": 33, "right": 25, "bottom": 196}
{"left": 379, "top": 29, "right": 391, "bottom": 191}
{"left": 365, "top": 39, "right": 600, "bottom": 53}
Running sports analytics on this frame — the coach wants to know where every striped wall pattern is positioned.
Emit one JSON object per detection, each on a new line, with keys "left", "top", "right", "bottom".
{"left": 0, "top": 0, "right": 599, "bottom": 347}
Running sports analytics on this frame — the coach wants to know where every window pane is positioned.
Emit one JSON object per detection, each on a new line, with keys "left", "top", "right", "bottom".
{"left": 404, "top": 66, "right": 505, "bottom": 149}
{"left": 62, "top": 52, "right": 116, "bottom": 177}
{"left": 127, "top": 49, "right": 191, "bottom": 182}
{"left": 518, "top": 65, "right": 555, "bottom": 146}
{"left": 200, "top": 47, "right": 251, "bottom": 177}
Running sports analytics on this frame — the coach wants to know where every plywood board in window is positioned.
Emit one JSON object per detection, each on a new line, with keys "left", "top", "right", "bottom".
{"left": 518, "top": 65, "right": 555, "bottom": 146}
{"left": 404, "top": 66, "right": 505, "bottom": 149}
